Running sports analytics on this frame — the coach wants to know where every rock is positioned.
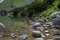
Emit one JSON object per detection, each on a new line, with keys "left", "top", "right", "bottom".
{"left": 32, "top": 31, "right": 41, "bottom": 38}
{"left": 36, "top": 27, "right": 44, "bottom": 31}
{"left": 20, "top": 0, "right": 35, "bottom": 7}
{"left": 0, "top": 23, "right": 5, "bottom": 28}
{"left": 54, "top": 37, "right": 60, "bottom": 40}
{"left": 0, "top": 0, "right": 4, "bottom": 3}
{"left": 0, "top": 34, "right": 4, "bottom": 38}
{"left": 52, "top": 29, "right": 60, "bottom": 36}
{"left": 51, "top": 11, "right": 60, "bottom": 18}
{"left": 33, "top": 22, "right": 40, "bottom": 26}
{"left": 10, "top": 4, "right": 14, "bottom": 8}
{"left": 48, "top": 39, "right": 54, "bottom": 40}
{"left": 45, "top": 30, "right": 49, "bottom": 33}
{"left": 10, "top": 33, "right": 17, "bottom": 38}
{"left": 52, "top": 18, "right": 60, "bottom": 25}
{"left": 41, "top": 34, "right": 45, "bottom": 38}
{"left": 18, "top": 34, "right": 28, "bottom": 40}
{"left": 46, "top": 22, "right": 53, "bottom": 26}
{"left": 45, "top": 33, "right": 50, "bottom": 36}
{"left": 35, "top": 38, "right": 44, "bottom": 40}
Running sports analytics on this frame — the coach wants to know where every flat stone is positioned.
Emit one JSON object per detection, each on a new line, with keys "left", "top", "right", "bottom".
{"left": 35, "top": 38, "right": 44, "bottom": 40}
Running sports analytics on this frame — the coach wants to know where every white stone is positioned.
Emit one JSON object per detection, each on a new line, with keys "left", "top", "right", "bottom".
{"left": 33, "top": 22, "right": 40, "bottom": 26}
{"left": 45, "top": 30, "right": 49, "bottom": 33}
{"left": 0, "top": 0, "right": 4, "bottom": 3}
{"left": 35, "top": 38, "right": 44, "bottom": 40}
{"left": 37, "top": 27, "right": 44, "bottom": 31}
{"left": 41, "top": 34, "right": 45, "bottom": 38}
{"left": 32, "top": 31, "right": 41, "bottom": 33}
{"left": 10, "top": 33, "right": 16, "bottom": 38}
{"left": 46, "top": 33, "right": 50, "bottom": 36}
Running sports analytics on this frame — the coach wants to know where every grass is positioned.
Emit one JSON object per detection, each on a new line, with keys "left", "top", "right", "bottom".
{"left": 40, "top": 0, "right": 59, "bottom": 18}
{"left": 0, "top": 0, "right": 31, "bottom": 28}
{"left": 0, "top": 0, "right": 28, "bottom": 10}
{"left": 0, "top": 16, "right": 29, "bottom": 29}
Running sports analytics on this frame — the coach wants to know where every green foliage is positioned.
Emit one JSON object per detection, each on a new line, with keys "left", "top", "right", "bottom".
{"left": 41, "top": 0, "right": 59, "bottom": 18}
{"left": 0, "top": 0, "right": 28, "bottom": 10}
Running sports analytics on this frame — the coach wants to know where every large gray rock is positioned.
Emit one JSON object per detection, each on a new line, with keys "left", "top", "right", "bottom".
{"left": 52, "top": 18, "right": 60, "bottom": 25}
{"left": 51, "top": 11, "right": 60, "bottom": 18}
{"left": 32, "top": 31, "right": 41, "bottom": 38}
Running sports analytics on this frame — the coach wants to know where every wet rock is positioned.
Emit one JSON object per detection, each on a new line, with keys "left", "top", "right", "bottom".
{"left": 43, "top": 22, "right": 53, "bottom": 28}
{"left": 20, "top": 0, "right": 35, "bottom": 7}
{"left": 0, "top": 10, "right": 7, "bottom": 16}
{"left": 46, "top": 22, "right": 53, "bottom": 26}
{"left": 54, "top": 31, "right": 60, "bottom": 36}
{"left": 48, "top": 39, "right": 54, "bottom": 40}
{"left": 33, "top": 22, "right": 40, "bottom": 26}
